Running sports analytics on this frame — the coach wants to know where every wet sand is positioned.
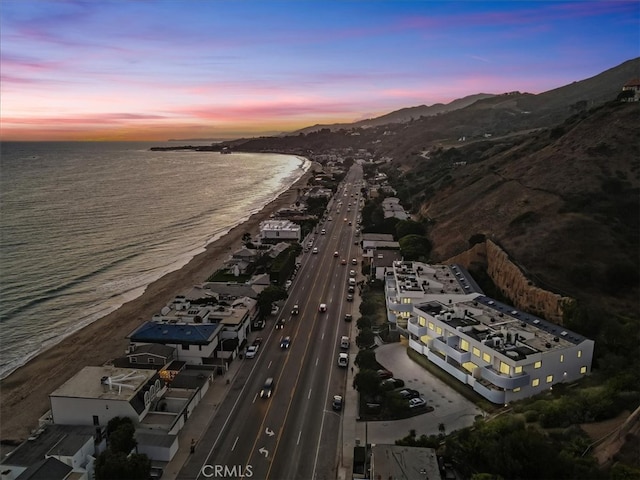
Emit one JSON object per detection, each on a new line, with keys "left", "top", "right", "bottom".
{"left": 0, "top": 168, "right": 313, "bottom": 441}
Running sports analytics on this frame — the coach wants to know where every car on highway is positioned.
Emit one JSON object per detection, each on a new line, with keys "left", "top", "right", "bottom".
{"left": 260, "top": 377, "right": 274, "bottom": 398}
{"left": 337, "top": 353, "right": 349, "bottom": 368}
{"left": 291, "top": 304, "right": 299, "bottom": 315}
{"left": 344, "top": 313, "right": 353, "bottom": 322}
{"left": 312, "top": 247, "right": 319, "bottom": 254}
{"left": 275, "top": 318, "right": 285, "bottom": 329}
{"left": 351, "top": 258, "right": 357, "bottom": 265}
{"left": 349, "top": 270, "right": 356, "bottom": 277}
{"left": 280, "top": 336, "right": 291, "bottom": 349}
{"left": 245, "top": 343, "right": 260, "bottom": 359}
{"left": 332, "top": 395, "right": 343, "bottom": 411}
{"left": 319, "top": 303, "right": 327, "bottom": 312}
{"left": 321, "top": 229, "right": 326, "bottom": 235}
{"left": 341, "top": 258, "right": 347, "bottom": 265}
{"left": 334, "top": 251, "right": 339, "bottom": 257}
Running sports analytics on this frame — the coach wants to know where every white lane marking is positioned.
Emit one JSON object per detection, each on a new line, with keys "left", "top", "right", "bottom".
{"left": 315, "top": 357, "right": 319, "bottom": 366}
{"left": 253, "top": 393, "right": 257, "bottom": 404}
{"left": 297, "top": 430, "right": 302, "bottom": 445}
{"left": 321, "top": 332, "right": 325, "bottom": 340}
{"left": 268, "top": 361, "right": 272, "bottom": 369}
{"left": 308, "top": 388, "right": 312, "bottom": 399}
{"left": 231, "top": 436, "right": 239, "bottom": 451}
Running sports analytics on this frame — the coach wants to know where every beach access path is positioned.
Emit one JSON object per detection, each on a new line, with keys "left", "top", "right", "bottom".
{"left": 0, "top": 167, "right": 314, "bottom": 442}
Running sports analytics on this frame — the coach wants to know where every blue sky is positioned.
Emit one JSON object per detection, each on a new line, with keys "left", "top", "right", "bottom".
{"left": 1, "top": 0, "right": 638, "bottom": 140}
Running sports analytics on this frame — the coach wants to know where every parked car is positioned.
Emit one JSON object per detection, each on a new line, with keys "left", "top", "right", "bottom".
{"left": 280, "top": 336, "right": 291, "bottom": 349}
{"left": 332, "top": 395, "right": 343, "bottom": 411}
{"left": 260, "top": 377, "right": 275, "bottom": 398}
{"left": 351, "top": 258, "right": 357, "bottom": 265}
{"left": 348, "top": 285, "right": 355, "bottom": 293}
{"left": 346, "top": 294, "right": 354, "bottom": 302}
{"left": 380, "top": 378, "right": 405, "bottom": 389}
{"left": 270, "top": 304, "right": 279, "bottom": 315}
{"left": 284, "top": 280, "right": 292, "bottom": 290}
{"left": 349, "top": 270, "right": 356, "bottom": 277}
{"left": 252, "top": 319, "right": 265, "bottom": 330}
{"left": 344, "top": 313, "right": 353, "bottom": 322}
{"left": 396, "top": 388, "right": 421, "bottom": 399}
{"left": 377, "top": 369, "right": 394, "bottom": 379}
{"left": 319, "top": 303, "right": 327, "bottom": 312}
{"left": 409, "top": 397, "right": 427, "bottom": 409}
{"left": 337, "top": 353, "right": 349, "bottom": 367}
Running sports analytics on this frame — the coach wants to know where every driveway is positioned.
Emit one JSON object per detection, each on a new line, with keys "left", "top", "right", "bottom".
{"left": 353, "top": 341, "right": 485, "bottom": 445}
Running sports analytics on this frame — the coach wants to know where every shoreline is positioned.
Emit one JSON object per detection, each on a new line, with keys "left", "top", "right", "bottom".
{"left": 0, "top": 166, "right": 314, "bottom": 441}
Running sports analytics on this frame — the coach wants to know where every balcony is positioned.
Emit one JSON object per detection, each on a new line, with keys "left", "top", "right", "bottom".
{"left": 480, "top": 366, "right": 530, "bottom": 389}
{"left": 408, "top": 318, "right": 428, "bottom": 337}
{"left": 444, "top": 344, "right": 471, "bottom": 364}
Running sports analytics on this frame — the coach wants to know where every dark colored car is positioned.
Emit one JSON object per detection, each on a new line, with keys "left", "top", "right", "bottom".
{"left": 280, "top": 336, "right": 291, "bottom": 349}
{"left": 396, "top": 388, "right": 421, "bottom": 399}
{"left": 275, "top": 318, "right": 285, "bottom": 329}
{"left": 260, "top": 377, "right": 274, "bottom": 398}
{"left": 344, "top": 313, "right": 353, "bottom": 322}
{"left": 380, "top": 377, "right": 405, "bottom": 389}
{"left": 377, "top": 369, "right": 394, "bottom": 379}
{"left": 332, "top": 395, "right": 343, "bottom": 411}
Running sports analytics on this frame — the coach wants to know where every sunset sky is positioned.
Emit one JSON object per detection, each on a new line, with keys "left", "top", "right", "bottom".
{"left": 2, "top": 1, "right": 638, "bottom": 141}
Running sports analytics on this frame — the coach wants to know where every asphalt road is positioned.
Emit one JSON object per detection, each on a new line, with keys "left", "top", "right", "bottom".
{"left": 178, "top": 165, "right": 363, "bottom": 480}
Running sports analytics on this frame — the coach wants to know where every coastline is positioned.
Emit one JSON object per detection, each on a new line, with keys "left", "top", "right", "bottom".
{"left": 0, "top": 165, "right": 314, "bottom": 441}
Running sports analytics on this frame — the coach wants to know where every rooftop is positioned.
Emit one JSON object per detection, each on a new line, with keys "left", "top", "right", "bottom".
{"left": 371, "top": 444, "right": 441, "bottom": 480}
{"left": 129, "top": 321, "right": 222, "bottom": 345}
{"left": 50, "top": 366, "right": 157, "bottom": 400}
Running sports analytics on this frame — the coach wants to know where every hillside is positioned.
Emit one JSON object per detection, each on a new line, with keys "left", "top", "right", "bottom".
{"left": 388, "top": 100, "right": 640, "bottom": 316}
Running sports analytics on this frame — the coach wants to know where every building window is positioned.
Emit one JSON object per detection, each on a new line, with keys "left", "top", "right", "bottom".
{"left": 436, "top": 326, "right": 443, "bottom": 335}
{"left": 546, "top": 375, "right": 553, "bottom": 383}
{"left": 560, "top": 354, "right": 564, "bottom": 363}
{"left": 148, "top": 358, "right": 155, "bottom": 364}
{"left": 181, "top": 344, "right": 189, "bottom": 350}
{"left": 130, "top": 357, "right": 137, "bottom": 363}
{"left": 419, "top": 316, "right": 426, "bottom": 327}
{"left": 482, "top": 352, "right": 491, "bottom": 363}
{"left": 93, "top": 415, "right": 100, "bottom": 426}
{"left": 472, "top": 347, "right": 480, "bottom": 357}
{"left": 578, "top": 350, "right": 582, "bottom": 358}
{"left": 532, "top": 379, "right": 540, "bottom": 387}
{"left": 460, "top": 339, "right": 469, "bottom": 352}
{"left": 401, "top": 297, "right": 411, "bottom": 304}
{"left": 499, "top": 362, "right": 510, "bottom": 375}
{"left": 580, "top": 366, "right": 587, "bottom": 374}
{"left": 515, "top": 366, "right": 523, "bottom": 374}
{"left": 513, "top": 387, "right": 521, "bottom": 393}
{"left": 534, "top": 361, "right": 542, "bottom": 369}
{"left": 462, "top": 361, "right": 478, "bottom": 373}
{"left": 428, "top": 321, "right": 434, "bottom": 330}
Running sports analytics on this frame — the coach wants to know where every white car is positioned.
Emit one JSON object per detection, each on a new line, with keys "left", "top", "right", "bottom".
{"left": 245, "top": 345, "right": 258, "bottom": 359}
{"left": 312, "top": 247, "right": 319, "bottom": 254}
{"left": 319, "top": 303, "right": 327, "bottom": 312}
{"left": 337, "top": 353, "right": 349, "bottom": 368}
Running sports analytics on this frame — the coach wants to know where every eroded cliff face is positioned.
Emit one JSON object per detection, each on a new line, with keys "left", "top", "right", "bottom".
{"left": 446, "top": 240, "right": 574, "bottom": 324}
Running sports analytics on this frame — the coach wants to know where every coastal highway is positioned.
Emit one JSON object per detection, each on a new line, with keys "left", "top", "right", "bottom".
{"left": 178, "top": 166, "right": 363, "bottom": 480}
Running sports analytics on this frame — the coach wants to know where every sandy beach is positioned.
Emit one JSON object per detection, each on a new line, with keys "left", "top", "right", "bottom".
{"left": 0, "top": 167, "right": 313, "bottom": 441}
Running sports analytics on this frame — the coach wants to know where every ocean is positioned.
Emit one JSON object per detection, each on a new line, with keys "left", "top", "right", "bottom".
{"left": 0, "top": 141, "right": 310, "bottom": 380}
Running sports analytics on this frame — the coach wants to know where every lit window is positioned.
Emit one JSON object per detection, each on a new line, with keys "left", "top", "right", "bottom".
{"left": 460, "top": 339, "right": 469, "bottom": 351}
{"left": 462, "top": 361, "right": 478, "bottom": 373}
{"left": 402, "top": 297, "right": 411, "bottom": 304}
{"left": 419, "top": 316, "right": 426, "bottom": 327}
{"left": 428, "top": 321, "right": 434, "bottom": 330}
{"left": 515, "top": 366, "right": 523, "bottom": 374}
{"left": 499, "top": 362, "right": 510, "bottom": 375}
{"left": 577, "top": 350, "right": 582, "bottom": 358}
{"left": 472, "top": 347, "right": 480, "bottom": 357}
{"left": 420, "top": 334, "right": 432, "bottom": 345}
{"left": 532, "top": 379, "right": 540, "bottom": 387}
{"left": 482, "top": 352, "right": 491, "bottom": 363}
{"left": 580, "top": 366, "right": 587, "bottom": 374}
{"left": 436, "top": 326, "right": 443, "bottom": 335}
{"left": 560, "top": 354, "right": 564, "bottom": 363}
{"left": 513, "top": 387, "right": 521, "bottom": 392}
{"left": 546, "top": 375, "right": 553, "bottom": 383}
{"left": 534, "top": 361, "right": 542, "bottom": 369}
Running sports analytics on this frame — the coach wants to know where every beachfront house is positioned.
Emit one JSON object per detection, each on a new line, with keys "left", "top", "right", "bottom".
{"left": 0, "top": 424, "right": 101, "bottom": 480}
{"left": 259, "top": 219, "right": 301, "bottom": 244}
{"left": 127, "top": 322, "right": 224, "bottom": 367}
{"left": 386, "top": 261, "right": 594, "bottom": 404}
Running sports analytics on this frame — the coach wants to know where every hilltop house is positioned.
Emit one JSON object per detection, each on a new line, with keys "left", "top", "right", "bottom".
{"left": 387, "top": 261, "right": 594, "bottom": 404}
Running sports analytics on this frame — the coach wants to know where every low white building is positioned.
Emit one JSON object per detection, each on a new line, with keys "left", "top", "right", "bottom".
{"left": 387, "top": 261, "right": 594, "bottom": 404}
{"left": 49, "top": 366, "right": 166, "bottom": 428}
{"left": 259, "top": 219, "right": 301, "bottom": 243}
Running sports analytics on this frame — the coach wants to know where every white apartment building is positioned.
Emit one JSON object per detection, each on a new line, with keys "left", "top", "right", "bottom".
{"left": 259, "top": 219, "right": 301, "bottom": 243}
{"left": 386, "top": 261, "right": 594, "bottom": 404}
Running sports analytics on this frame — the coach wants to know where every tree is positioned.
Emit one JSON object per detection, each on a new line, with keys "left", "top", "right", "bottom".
{"left": 356, "top": 328, "right": 375, "bottom": 349}
{"left": 256, "top": 285, "right": 288, "bottom": 318}
{"left": 353, "top": 370, "right": 380, "bottom": 395}
{"left": 398, "top": 234, "right": 432, "bottom": 261}
{"left": 395, "top": 220, "right": 425, "bottom": 239}
{"left": 355, "top": 350, "right": 378, "bottom": 370}
{"left": 109, "top": 421, "right": 136, "bottom": 454}
{"left": 242, "top": 232, "right": 252, "bottom": 244}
